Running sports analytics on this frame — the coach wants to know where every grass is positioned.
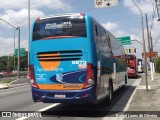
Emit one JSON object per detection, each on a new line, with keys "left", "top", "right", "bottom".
{"left": 1, "top": 78, "right": 16, "bottom": 83}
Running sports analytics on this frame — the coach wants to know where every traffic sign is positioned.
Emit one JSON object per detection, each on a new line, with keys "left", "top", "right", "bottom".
{"left": 14, "top": 48, "right": 26, "bottom": 57}
{"left": 142, "top": 52, "right": 158, "bottom": 58}
{"left": 95, "top": 0, "right": 118, "bottom": 8}
{"left": 117, "top": 36, "right": 131, "bottom": 45}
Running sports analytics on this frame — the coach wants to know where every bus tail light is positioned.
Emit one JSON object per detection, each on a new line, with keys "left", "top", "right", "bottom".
{"left": 29, "top": 65, "right": 39, "bottom": 89}
{"left": 36, "top": 18, "right": 40, "bottom": 22}
{"left": 80, "top": 13, "right": 85, "bottom": 16}
{"left": 83, "top": 63, "right": 95, "bottom": 88}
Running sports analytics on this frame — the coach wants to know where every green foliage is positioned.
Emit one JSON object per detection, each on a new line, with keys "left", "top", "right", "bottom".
{"left": 1, "top": 79, "right": 13, "bottom": 83}
{"left": 153, "top": 57, "right": 160, "bottom": 73}
{"left": 0, "top": 56, "right": 8, "bottom": 70}
{"left": 0, "top": 52, "right": 28, "bottom": 71}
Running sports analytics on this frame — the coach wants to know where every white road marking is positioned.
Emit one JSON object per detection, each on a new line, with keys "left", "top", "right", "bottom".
{"left": 123, "top": 78, "right": 141, "bottom": 111}
{"left": 114, "top": 78, "right": 141, "bottom": 120}
{"left": 16, "top": 103, "right": 60, "bottom": 120}
{"left": 38, "top": 103, "right": 60, "bottom": 112}
{"left": 15, "top": 79, "right": 142, "bottom": 120}
{"left": 8, "top": 79, "right": 21, "bottom": 86}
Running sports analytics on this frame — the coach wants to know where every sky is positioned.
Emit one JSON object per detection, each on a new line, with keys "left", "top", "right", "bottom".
{"left": 0, "top": 0, "right": 159, "bottom": 58}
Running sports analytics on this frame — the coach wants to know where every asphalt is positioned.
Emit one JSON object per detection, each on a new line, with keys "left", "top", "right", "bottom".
{"left": 0, "top": 72, "right": 160, "bottom": 119}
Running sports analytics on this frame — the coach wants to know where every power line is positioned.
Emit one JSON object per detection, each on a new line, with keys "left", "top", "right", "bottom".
{"left": 0, "top": 10, "right": 156, "bottom": 38}
{"left": 150, "top": 0, "right": 157, "bottom": 31}
{"left": 125, "top": 45, "right": 143, "bottom": 52}
{"left": 0, "top": 0, "right": 152, "bottom": 30}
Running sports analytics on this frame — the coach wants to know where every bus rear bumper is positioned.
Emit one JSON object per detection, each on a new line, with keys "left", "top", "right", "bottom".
{"left": 31, "top": 86, "right": 97, "bottom": 104}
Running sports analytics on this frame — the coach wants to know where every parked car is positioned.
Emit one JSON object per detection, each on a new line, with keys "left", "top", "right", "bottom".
{"left": 1, "top": 70, "right": 12, "bottom": 75}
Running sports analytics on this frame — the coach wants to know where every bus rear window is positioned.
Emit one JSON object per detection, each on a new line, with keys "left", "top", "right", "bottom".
{"left": 32, "top": 16, "right": 87, "bottom": 41}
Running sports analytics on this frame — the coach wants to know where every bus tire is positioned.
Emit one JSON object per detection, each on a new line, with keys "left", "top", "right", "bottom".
{"left": 108, "top": 79, "right": 113, "bottom": 104}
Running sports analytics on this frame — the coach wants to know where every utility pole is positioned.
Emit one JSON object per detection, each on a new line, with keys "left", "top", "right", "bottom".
{"left": 156, "top": 0, "right": 160, "bottom": 21}
{"left": 14, "top": 30, "right": 16, "bottom": 73}
{"left": 28, "top": 0, "right": 30, "bottom": 77}
{"left": 17, "top": 27, "right": 20, "bottom": 79}
{"left": 150, "top": 31, "right": 153, "bottom": 62}
{"left": 132, "top": 0, "right": 149, "bottom": 90}
{"left": 150, "top": 31, "right": 153, "bottom": 52}
{"left": 145, "top": 14, "right": 151, "bottom": 62}
{"left": 0, "top": 18, "right": 20, "bottom": 79}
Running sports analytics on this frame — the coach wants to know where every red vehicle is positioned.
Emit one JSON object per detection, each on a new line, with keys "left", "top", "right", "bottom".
{"left": 0, "top": 70, "right": 12, "bottom": 75}
{"left": 126, "top": 54, "right": 137, "bottom": 77}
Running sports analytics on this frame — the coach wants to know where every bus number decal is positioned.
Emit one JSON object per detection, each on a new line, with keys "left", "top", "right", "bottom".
{"left": 72, "top": 61, "right": 87, "bottom": 69}
{"left": 72, "top": 61, "right": 86, "bottom": 65}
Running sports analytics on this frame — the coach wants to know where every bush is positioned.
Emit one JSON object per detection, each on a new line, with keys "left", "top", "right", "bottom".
{"left": 153, "top": 57, "right": 160, "bottom": 73}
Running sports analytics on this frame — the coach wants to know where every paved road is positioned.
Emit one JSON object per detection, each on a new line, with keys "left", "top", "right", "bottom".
{"left": 0, "top": 85, "right": 53, "bottom": 112}
{"left": 0, "top": 76, "right": 141, "bottom": 120}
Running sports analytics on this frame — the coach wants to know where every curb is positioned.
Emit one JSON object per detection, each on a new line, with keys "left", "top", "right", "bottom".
{"left": 0, "top": 83, "right": 30, "bottom": 90}
{"left": 8, "top": 79, "right": 20, "bottom": 86}
{"left": 9, "top": 83, "right": 30, "bottom": 88}
{"left": 0, "top": 83, "right": 9, "bottom": 89}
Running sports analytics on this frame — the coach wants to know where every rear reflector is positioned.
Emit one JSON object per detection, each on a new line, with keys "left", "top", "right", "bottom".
{"left": 29, "top": 65, "right": 39, "bottom": 89}
{"left": 83, "top": 63, "right": 95, "bottom": 88}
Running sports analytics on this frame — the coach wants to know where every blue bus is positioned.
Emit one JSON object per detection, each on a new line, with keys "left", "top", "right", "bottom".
{"left": 30, "top": 13, "right": 127, "bottom": 104}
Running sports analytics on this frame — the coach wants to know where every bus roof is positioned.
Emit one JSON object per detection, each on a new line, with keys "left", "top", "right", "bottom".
{"left": 37, "top": 13, "right": 86, "bottom": 21}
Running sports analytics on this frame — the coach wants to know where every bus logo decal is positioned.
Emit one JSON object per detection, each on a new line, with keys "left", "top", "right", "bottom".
{"left": 39, "top": 53, "right": 61, "bottom": 71}
{"left": 56, "top": 74, "right": 65, "bottom": 83}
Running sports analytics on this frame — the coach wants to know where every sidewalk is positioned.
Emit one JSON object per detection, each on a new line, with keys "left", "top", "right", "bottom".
{"left": 124, "top": 72, "right": 160, "bottom": 119}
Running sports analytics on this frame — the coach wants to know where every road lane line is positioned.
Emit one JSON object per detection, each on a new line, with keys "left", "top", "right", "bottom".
{"left": 16, "top": 116, "right": 28, "bottom": 120}
{"left": 16, "top": 103, "right": 60, "bottom": 120}
{"left": 123, "top": 77, "right": 141, "bottom": 111}
{"left": 8, "top": 79, "right": 21, "bottom": 86}
{"left": 110, "top": 78, "right": 141, "bottom": 120}
{"left": 103, "top": 78, "right": 141, "bottom": 120}
{"left": 38, "top": 103, "right": 60, "bottom": 112}
{"left": 15, "top": 79, "right": 141, "bottom": 120}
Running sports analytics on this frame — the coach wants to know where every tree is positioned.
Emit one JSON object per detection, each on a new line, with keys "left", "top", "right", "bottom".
{"left": 0, "top": 51, "right": 28, "bottom": 71}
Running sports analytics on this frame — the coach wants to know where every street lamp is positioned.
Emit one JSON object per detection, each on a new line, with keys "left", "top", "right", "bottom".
{"left": 0, "top": 18, "right": 20, "bottom": 79}
{"left": 131, "top": 39, "right": 143, "bottom": 45}
{"left": 131, "top": 0, "right": 149, "bottom": 90}
{"left": 13, "top": 30, "right": 16, "bottom": 73}
{"left": 27, "top": 0, "right": 30, "bottom": 78}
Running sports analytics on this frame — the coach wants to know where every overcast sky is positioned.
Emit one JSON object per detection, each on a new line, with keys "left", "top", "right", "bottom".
{"left": 0, "top": 0, "right": 159, "bottom": 58}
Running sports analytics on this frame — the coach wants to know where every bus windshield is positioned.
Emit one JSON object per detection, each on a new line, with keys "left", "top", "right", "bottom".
{"left": 32, "top": 16, "right": 87, "bottom": 41}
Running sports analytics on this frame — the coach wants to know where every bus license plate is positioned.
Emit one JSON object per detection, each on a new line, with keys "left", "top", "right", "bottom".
{"left": 54, "top": 94, "right": 66, "bottom": 98}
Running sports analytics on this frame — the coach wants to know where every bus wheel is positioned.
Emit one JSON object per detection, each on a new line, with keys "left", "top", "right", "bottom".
{"left": 108, "top": 80, "right": 113, "bottom": 104}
